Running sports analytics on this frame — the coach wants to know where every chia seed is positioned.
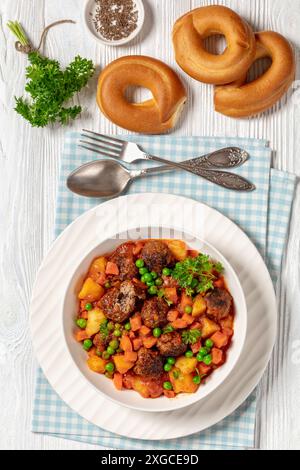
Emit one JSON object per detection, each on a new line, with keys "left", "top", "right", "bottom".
{"left": 92, "top": 0, "right": 139, "bottom": 41}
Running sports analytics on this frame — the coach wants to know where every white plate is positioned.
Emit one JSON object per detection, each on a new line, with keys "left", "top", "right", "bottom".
{"left": 30, "top": 193, "right": 277, "bottom": 440}
{"left": 83, "top": 0, "right": 145, "bottom": 46}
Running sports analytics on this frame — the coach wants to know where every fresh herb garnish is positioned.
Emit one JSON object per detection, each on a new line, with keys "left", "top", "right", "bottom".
{"left": 157, "top": 288, "right": 173, "bottom": 306}
{"left": 171, "top": 254, "right": 223, "bottom": 295}
{"left": 7, "top": 21, "right": 95, "bottom": 127}
{"left": 181, "top": 329, "right": 202, "bottom": 345}
{"left": 99, "top": 320, "right": 109, "bottom": 339}
{"left": 162, "top": 325, "right": 174, "bottom": 334}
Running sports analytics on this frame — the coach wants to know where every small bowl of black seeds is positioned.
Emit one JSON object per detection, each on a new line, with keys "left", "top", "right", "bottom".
{"left": 83, "top": 0, "right": 145, "bottom": 46}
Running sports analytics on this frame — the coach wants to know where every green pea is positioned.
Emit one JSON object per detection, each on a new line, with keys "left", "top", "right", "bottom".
{"left": 139, "top": 267, "right": 148, "bottom": 275}
{"left": 124, "top": 322, "right": 131, "bottom": 331}
{"left": 107, "top": 321, "right": 115, "bottom": 331}
{"left": 184, "top": 305, "right": 193, "bottom": 314}
{"left": 153, "top": 327, "right": 162, "bottom": 338}
{"left": 113, "top": 329, "right": 121, "bottom": 337}
{"left": 109, "top": 339, "right": 119, "bottom": 350}
{"left": 199, "top": 347, "right": 209, "bottom": 356}
{"left": 85, "top": 302, "right": 93, "bottom": 311}
{"left": 191, "top": 278, "right": 199, "bottom": 289}
{"left": 114, "top": 323, "right": 121, "bottom": 329}
{"left": 163, "top": 381, "right": 173, "bottom": 390}
{"left": 104, "top": 281, "right": 111, "bottom": 289}
{"left": 148, "top": 285, "right": 158, "bottom": 295}
{"left": 167, "top": 357, "right": 176, "bottom": 365}
{"left": 155, "top": 278, "right": 163, "bottom": 286}
{"left": 205, "top": 339, "right": 214, "bottom": 349}
{"left": 76, "top": 318, "right": 87, "bottom": 329}
{"left": 173, "top": 371, "right": 180, "bottom": 379}
{"left": 196, "top": 352, "right": 205, "bottom": 362}
{"left": 135, "top": 259, "right": 144, "bottom": 268}
{"left": 105, "top": 362, "right": 115, "bottom": 373}
{"left": 106, "top": 346, "right": 115, "bottom": 355}
{"left": 146, "top": 280, "right": 155, "bottom": 287}
{"left": 143, "top": 272, "right": 153, "bottom": 283}
{"left": 151, "top": 271, "right": 158, "bottom": 279}
{"left": 164, "top": 363, "right": 172, "bottom": 372}
{"left": 83, "top": 339, "right": 92, "bottom": 351}
{"left": 185, "top": 350, "right": 194, "bottom": 358}
{"left": 141, "top": 275, "right": 148, "bottom": 283}
{"left": 102, "top": 351, "right": 110, "bottom": 360}
{"left": 193, "top": 375, "right": 201, "bottom": 384}
{"left": 162, "top": 267, "right": 171, "bottom": 276}
{"left": 203, "top": 354, "right": 212, "bottom": 365}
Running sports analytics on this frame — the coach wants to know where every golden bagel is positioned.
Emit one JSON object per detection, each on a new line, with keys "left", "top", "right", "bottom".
{"left": 214, "top": 31, "right": 295, "bottom": 118}
{"left": 172, "top": 5, "right": 256, "bottom": 85}
{"left": 96, "top": 56, "right": 187, "bottom": 134}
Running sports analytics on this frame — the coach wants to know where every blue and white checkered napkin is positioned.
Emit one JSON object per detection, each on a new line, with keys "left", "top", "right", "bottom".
{"left": 32, "top": 133, "right": 296, "bottom": 449}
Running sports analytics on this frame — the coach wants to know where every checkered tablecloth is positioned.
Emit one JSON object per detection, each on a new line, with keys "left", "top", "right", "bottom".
{"left": 32, "top": 133, "right": 296, "bottom": 449}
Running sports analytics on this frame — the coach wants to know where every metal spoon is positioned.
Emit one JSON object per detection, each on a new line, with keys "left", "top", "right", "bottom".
{"left": 67, "top": 159, "right": 255, "bottom": 198}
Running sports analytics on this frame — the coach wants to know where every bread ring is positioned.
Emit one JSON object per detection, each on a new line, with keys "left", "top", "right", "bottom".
{"left": 214, "top": 31, "right": 295, "bottom": 118}
{"left": 172, "top": 5, "right": 256, "bottom": 85}
{"left": 97, "top": 56, "right": 187, "bottom": 134}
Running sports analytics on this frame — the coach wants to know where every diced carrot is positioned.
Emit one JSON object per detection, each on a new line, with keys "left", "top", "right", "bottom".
{"left": 222, "top": 327, "right": 234, "bottom": 337}
{"left": 139, "top": 325, "right": 151, "bottom": 336}
{"left": 120, "top": 335, "right": 133, "bottom": 352}
{"left": 80, "top": 300, "right": 87, "bottom": 311}
{"left": 210, "top": 331, "right": 229, "bottom": 349}
{"left": 191, "top": 340, "right": 201, "bottom": 354}
{"left": 113, "top": 372, "right": 123, "bottom": 391}
{"left": 129, "top": 331, "right": 136, "bottom": 339}
{"left": 133, "top": 338, "right": 143, "bottom": 351}
{"left": 124, "top": 351, "right": 138, "bottom": 362}
{"left": 164, "top": 287, "right": 178, "bottom": 304}
{"left": 198, "top": 363, "right": 212, "bottom": 376}
{"left": 130, "top": 314, "right": 142, "bottom": 332}
{"left": 179, "top": 292, "right": 193, "bottom": 312}
{"left": 220, "top": 314, "right": 234, "bottom": 329}
{"left": 211, "top": 348, "right": 224, "bottom": 366}
{"left": 80, "top": 310, "right": 88, "bottom": 320}
{"left": 88, "top": 347, "right": 97, "bottom": 357}
{"left": 182, "top": 313, "right": 194, "bottom": 325}
{"left": 171, "top": 318, "right": 188, "bottom": 329}
{"left": 133, "top": 241, "right": 144, "bottom": 255}
{"left": 96, "top": 273, "right": 107, "bottom": 285}
{"left": 132, "top": 278, "right": 148, "bottom": 289}
{"left": 167, "top": 309, "right": 179, "bottom": 322}
{"left": 188, "top": 250, "right": 199, "bottom": 258}
{"left": 164, "top": 390, "right": 176, "bottom": 398}
{"left": 75, "top": 330, "right": 90, "bottom": 342}
{"left": 214, "top": 277, "right": 225, "bottom": 289}
{"left": 105, "top": 261, "right": 119, "bottom": 275}
{"left": 143, "top": 336, "right": 157, "bottom": 348}
{"left": 190, "top": 322, "right": 201, "bottom": 330}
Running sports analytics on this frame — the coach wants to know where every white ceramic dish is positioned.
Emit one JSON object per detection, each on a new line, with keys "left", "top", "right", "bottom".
{"left": 63, "top": 228, "right": 247, "bottom": 412}
{"left": 83, "top": 0, "right": 145, "bottom": 46}
{"left": 30, "top": 193, "right": 277, "bottom": 440}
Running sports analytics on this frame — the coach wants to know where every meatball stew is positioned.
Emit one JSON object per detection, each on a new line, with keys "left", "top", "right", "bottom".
{"left": 75, "top": 240, "right": 235, "bottom": 399}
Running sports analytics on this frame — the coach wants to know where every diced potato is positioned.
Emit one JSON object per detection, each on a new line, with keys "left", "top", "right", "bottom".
{"left": 131, "top": 377, "right": 150, "bottom": 398}
{"left": 165, "top": 240, "right": 187, "bottom": 261}
{"left": 86, "top": 308, "right": 106, "bottom": 337}
{"left": 192, "top": 294, "right": 207, "bottom": 317}
{"left": 87, "top": 356, "right": 107, "bottom": 374}
{"left": 89, "top": 256, "right": 107, "bottom": 275}
{"left": 175, "top": 356, "right": 198, "bottom": 374}
{"left": 169, "top": 367, "right": 198, "bottom": 394}
{"left": 220, "top": 314, "right": 234, "bottom": 329}
{"left": 78, "top": 277, "right": 105, "bottom": 301}
{"left": 114, "top": 354, "right": 135, "bottom": 374}
{"left": 200, "top": 317, "right": 220, "bottom": 338}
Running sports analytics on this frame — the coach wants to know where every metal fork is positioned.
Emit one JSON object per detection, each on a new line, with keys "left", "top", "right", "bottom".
{"left": 79, "top": 129, "right": 255, "bottom": 191}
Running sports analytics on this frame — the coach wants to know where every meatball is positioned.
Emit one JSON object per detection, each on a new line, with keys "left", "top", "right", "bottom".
{"left": 141, "top": 240, "right": 175, "bottom": 274}
{"left": 133, "top": 347, "right": 164, "bottom": 377}
{"left": 157, "top": 331, "right": 187, "bottom": 357}
{"left": 141, "top": 297, "right": 169, "bottom": 329}
{"left": 205, "top": 288, "right": 232, "bottom": 320}
{"left": 109, "top": 242, "right": 138, "bottom": 281}
{"left": 100, "top": 280, "right": 145, "bottom": 323}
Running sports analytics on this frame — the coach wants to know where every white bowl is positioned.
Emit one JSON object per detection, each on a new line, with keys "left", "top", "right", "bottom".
{"left": 63, "top": 226, "right": 247, "bottom": 413}
{"left": 83, "top": 0, "right": 145, "bottom": 46}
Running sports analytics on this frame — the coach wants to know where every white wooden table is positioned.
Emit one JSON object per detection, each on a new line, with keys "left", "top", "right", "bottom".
{"left": 0, "top": 0, "right": 299, "bottom": 450}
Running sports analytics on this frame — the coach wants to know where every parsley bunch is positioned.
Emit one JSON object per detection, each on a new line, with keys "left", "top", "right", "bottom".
{"left": 15, "top": 52, "right": 95, "bottom": 127}
{"left": 182, "top": 329, "right": 201, "bottom": 345}
{"left": 171, "top": 254, "right": 223, "bottom": 296}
